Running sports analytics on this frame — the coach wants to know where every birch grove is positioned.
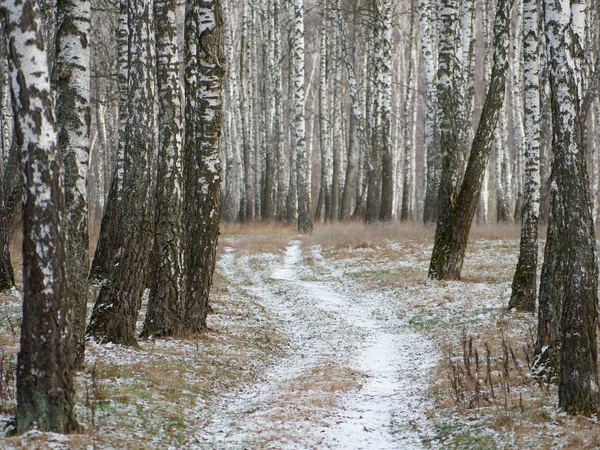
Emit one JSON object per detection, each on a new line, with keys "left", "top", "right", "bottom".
{"left": 4, "top": 0, "right": 600, "bottom": 433}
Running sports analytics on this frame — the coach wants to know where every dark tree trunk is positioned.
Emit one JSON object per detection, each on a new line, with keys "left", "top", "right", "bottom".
{"left": 87, "top": 0, "right": 156, "bottom": 346}
{"left": 427, "top": 0, "right": 463, "bottom": 257}
{"left": 0, "top": 170, "right": 14, "bottom": 290}
{"left": 182, "top": 0, "right": 224, "bottom": 334}
{"left": 141, "top": 0, "right": 185, "bottom": 338}
{"left": 89, "top": 0, "right": 128, "bottom": 283}
{"left": 4, "top": 0, "right": 78, "bottom": 432}
{"left": 536, "top": 0, "right": 600, "bottom": 415}
{"left": 429, "top": 0, "right": 511, "bottom": 280}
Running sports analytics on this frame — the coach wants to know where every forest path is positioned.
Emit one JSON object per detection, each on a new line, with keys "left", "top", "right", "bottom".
{"left": 201, "top": 240, "right": 437, "bottom": 449}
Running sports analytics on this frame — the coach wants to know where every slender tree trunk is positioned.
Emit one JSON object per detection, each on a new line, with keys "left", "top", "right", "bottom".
{"left": 182, "top": 0, "right": 224, "bottom": 333}
{"left": 509, "top": 0, "right": 541, "bottom": 312}
{"left": 240, "top": 0, "right": 254, "bottom": 222}
{"left": 293, "top": 0, "right": 312, "bottom": 234}
{"left": 89, "top": 0, "right": 127, "bottom": 282}
{"left": 87, "top": 0, "right": 156, "bottom": 345}
{"left": 429, "top": 0, "right": 511, "bottom": 280}
{"left": 316, "top": 19, "right": 331, "bottom": 222}
{"left": 401, "top": 1, "right": 417, "bottom": 222}
{"left": 377, "top": 0, "right": 393, "bottom": 222}
{"left": 4, "top": 0, "right": 79, "bottom": 432}
{"left": 420, "top": 0, "right": 440, "bottom": 223}
{"left": 0, "top": 31, "right": 14, "bottom": 291}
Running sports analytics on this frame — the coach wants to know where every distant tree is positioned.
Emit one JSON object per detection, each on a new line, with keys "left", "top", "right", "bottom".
{"left": 141, "top": 0, "right": 185, "bottom": 338}
{"left": 182, "top": 0, "right": 224, "bottom": 333}
{"left": 420, "top": 0, "right": 440, "bottom": 223}
{"left": 4, "top": 0, "right": 78, "bottom": 432}
{"left": 292, "top": 0, "right": 312, "bottom": 234}
{"left": 366, "top": 0, "right": 392, "bottom": 222}
{"left": 87, "top": 0, "right": 156, "bottom": 345}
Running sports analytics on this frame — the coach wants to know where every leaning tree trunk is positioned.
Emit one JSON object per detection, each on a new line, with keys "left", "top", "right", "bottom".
{"left": 87, "top": 0, "right": 156, "bottom": 346}
{"left": 509, "top": 0, "right": 540, "bottom": 312}
{"left": 141, "top": 0, "right": 185, "bottom": 338}
{"left": 4, "top": 0, "right": 78, "bottom": 433}
{"left": 55, "top": 0, "right": 91, "bottom": 368}
{"left": 536, "top": 0, "right": 600, "bottom": 415}
{"left": 292, "top": 0, "right": 312, "bottom": 234}
{"left": 182, "top": 0, "right": 224, "bottom": 334}
{"left": 427, "top": 0, "right": 463, "bottom": 274}
{"left": 429, "top": 0, "right": 511, "bottom": 280}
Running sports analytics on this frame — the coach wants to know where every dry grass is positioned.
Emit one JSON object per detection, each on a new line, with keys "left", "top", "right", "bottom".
{"left": 219, "top": 221, "right": 298, "bottom": 255}
{"left": 0, "top": 253, "right": 288, "bottom": 448}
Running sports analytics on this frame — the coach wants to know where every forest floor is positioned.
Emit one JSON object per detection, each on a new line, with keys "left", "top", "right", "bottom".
{"left": 2, "top": 222, "right": 600, "bottom": 448}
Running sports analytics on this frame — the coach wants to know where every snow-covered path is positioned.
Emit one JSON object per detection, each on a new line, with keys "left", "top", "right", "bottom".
{"left": 201, "top": 241, "right": 438, "bottom": 449}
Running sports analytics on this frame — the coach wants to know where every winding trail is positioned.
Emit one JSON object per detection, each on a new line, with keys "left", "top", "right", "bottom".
{"left": 202, "top": 241, "right": 438, "bottom": 449}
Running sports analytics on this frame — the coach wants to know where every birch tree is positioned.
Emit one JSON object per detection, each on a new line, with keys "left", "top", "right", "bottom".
{"left": 182, "top": 0, "right": 224, "bottom": 333}
{"left": 429, "top": 0, "right": 511, "bottom": 280}
{"left": 367, "top": 0, "right": 392, "bottom": 222}
{"left": 89, "top": 0, "right": 127, "bottom": 282}
{"left": 534, "top": 0, "right": 600, "bottom": 415}
{"left": 292, "top": 0, "right": 312, "bottom": 234}
{"left": 141, "top": 0, "right": 185, "bottom": 338}
{"left": 0, "top": 30, "right": 14, "bottom": 291}
{"left": 4, "top": 0, "right": 78, "bottom": 432}
{"left": 509, "top": 0, "right": 541, "bottom": 312}
{"left": 54, "top": 0, "right": 91, "bottom": 367}
{"left": 87, "top": 0, "right": 156, "bottom": 345}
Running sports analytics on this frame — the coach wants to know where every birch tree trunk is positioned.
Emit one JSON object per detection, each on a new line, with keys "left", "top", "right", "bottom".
{"left": 401, "top": 1, "right": 417, "bottom": 222}
{"left": 0, "top": 31, "right": 13, "bottom": 291}
{"left": 420, "top": 0, "right": 439, "bottom": 223}
{"left": 87, "top": 0, "right": 156, "bottom": 345}
{"left": 429, "top": 0, "right": 511, "bottom": 280}
{"left": 141, "top": 0, "right": 185, "bottom": 338}
{"left": 509, "top": 0, "right": 541, "bottom": 312}
{"left": 293, "top": 0, "right": 312, "bottom": 234}
{"left": 54, "top": 0, "right": 91, "bottom": 367}
{"left": 240, "top": 0, "right": 254, "bottom": 221}
{"left": 377, "top": 0, "right": 393, "bottom": 221}
{"left": 4, "top": 0, "right": 78, "bottom": 432}
{"left": 89, "top": 1, "right": 127, "bottom": 282}
{"left": 182, "top": 0, "right": 224, "bottom": 333}
{"left": 534, "top": 0, "right": 600, "bottom": 416}
{"left": 316, "top": 13, "right": 331, "bottom": 222}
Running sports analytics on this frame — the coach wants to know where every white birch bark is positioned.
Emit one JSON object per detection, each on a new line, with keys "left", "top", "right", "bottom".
{"left": 510, "top": 0, "right": 541, "bottom": 311}
{"left": 420, "top": 0, "right": 439, "bottom": 222}
{"left": 293, "top": 0, "right": 312, "bottom": 233}
{"left": 54, "top": 0, "right": 91, "bottom": 367}
{"left": 4, "top": 0, "right": 78, "bottom": 432}
{"left": 142, "top": 0, "right": 185, "bottom": 338}
{"left": 182, "top": 0, "right": 224, "bottom": 333}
